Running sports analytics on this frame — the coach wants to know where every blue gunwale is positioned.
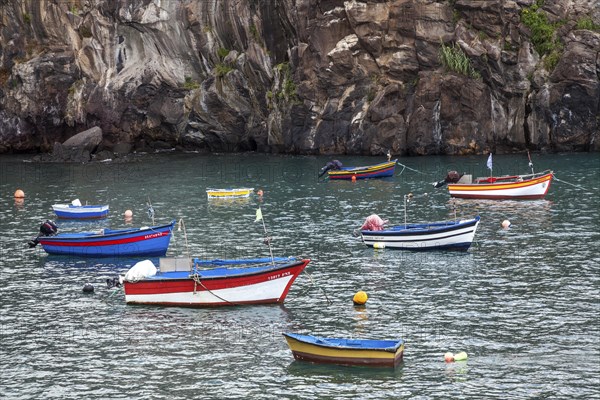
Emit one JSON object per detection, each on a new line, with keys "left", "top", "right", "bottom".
{"left": 143, "top": 257, "right": 303, "bottom": 281}
{"left": 283, "top": 332, "right": 404, "bottom": 352}
{"left": 49, "top": 220, "right": 176, "bottom": 240}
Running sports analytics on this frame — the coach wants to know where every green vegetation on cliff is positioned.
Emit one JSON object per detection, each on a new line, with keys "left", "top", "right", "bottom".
{"left": 439, "top": 42, "right": 480, "bottom": 79}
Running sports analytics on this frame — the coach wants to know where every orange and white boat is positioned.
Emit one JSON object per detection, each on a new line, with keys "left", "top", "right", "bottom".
{"left": 447, "top": 170, "right": 553, "bottom": 200}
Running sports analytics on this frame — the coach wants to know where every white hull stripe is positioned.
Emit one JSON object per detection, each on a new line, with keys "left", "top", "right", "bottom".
{"left": 125, "top": 275, "right": 295, "bottom": 305}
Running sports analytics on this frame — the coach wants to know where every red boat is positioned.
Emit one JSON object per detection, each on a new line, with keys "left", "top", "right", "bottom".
{"left": 123, "top": 257, "right": 310, "bottom": 307}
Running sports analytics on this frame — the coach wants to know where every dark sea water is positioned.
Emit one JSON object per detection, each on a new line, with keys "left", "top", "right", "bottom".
{"left": 1, "top": 152, "right": 599, "bottom": 399}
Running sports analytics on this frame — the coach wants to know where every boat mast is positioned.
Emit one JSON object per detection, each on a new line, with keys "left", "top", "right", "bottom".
{"left": 147, "top": 197, "right": 155, "bottom": 225}
{"left": 527, "top": 150, "right": 535, "bottom": 174}
{"left": 256, "top": 206, "right": 275, "bottom": 265}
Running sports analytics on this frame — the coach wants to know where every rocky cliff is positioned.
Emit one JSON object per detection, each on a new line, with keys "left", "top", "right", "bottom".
{"left": 0, "top": 0, "right": 598, "bottom": 156}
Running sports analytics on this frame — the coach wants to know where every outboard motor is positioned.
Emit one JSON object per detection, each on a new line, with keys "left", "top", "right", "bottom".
{"left": 28, "top": 220, "right": 58, "bottom": 248}
{"left": 319, "top": 160, "right": 343, "bottom": 177}
{"left": 433, "top": 171, "right": 463, "bottom": 188}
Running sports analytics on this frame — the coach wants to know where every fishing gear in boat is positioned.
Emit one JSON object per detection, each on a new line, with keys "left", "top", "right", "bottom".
{"left": 433, "top": 170, "right": 464, "bottom": 188}
{"left": 27, "top": 220, "right": 58, "bottom": 248}
{"left": 318, "top": 159, "right": 343, "bottom": 177}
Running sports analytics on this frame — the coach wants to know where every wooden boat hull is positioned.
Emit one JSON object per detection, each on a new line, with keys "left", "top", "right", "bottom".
{"left": 328, "top": 160, "right": 396, "bottom": 180}
{"left": 206, "top": 188, "right": 254, "bottom": 198}
{"left": 52, "top": 204, "right": 109, "bottom": 219}
{"left": 38, "top": 220, "right": 175, "bottom": 257}
{"left": 361, "top": 216, "right": 480, "bottom": 251}
{"left": 448, "top": 171, "right": 553, "bottom": 199}
{"left": 283, "top": 333, "right": 404, "bottom": 367}
{"left": 124, "top": 258, "right": 310, "bottom": 307}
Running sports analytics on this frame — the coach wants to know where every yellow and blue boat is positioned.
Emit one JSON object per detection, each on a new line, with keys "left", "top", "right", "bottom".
{"left": 206, "top": 187, "right": 254, "bottom": 198}
{"left": 283, "top": 332, "right": 404, "bottom": 367}
{"left": 320, "top": 159, "right": 397, "bottom": 180}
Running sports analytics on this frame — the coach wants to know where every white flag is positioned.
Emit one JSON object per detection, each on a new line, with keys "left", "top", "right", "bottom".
{"left": 255, "top": 208, "right": 263, "bottom": 222}
{"left": 486, "top": 153, "right": 493, "bottom": 171}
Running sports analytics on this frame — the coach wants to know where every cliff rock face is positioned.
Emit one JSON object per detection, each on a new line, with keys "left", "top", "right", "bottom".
{"left": 0, "top": 0, "right": 598, "bottom": 155}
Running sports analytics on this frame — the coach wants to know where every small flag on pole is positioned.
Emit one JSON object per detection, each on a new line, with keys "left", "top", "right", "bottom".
{"left": 486, "top": 153, "right": 493, "bottom": 171}
{"left": 255, "top": 207, "right": 263, "bottom": 222}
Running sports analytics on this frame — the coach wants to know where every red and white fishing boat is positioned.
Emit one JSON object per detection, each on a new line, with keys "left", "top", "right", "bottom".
{"left": 446, "top": 170, "right": 553, "bottom": 200}
{"left": 122, "top": 257, "right": 310, "bottom": 307}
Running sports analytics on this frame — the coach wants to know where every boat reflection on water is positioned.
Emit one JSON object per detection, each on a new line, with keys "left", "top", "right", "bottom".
{"left": 206, "top": 196, "right": 252, "bottom": 209}
{"left": 286, "top": 357, "right": 404, "bottom": 379}
{"left": 448, "top": 198, "right": 553, "bottom": 227}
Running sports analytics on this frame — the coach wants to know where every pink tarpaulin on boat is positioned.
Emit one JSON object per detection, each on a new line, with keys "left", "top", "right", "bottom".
{"left": 361, "top": 214, "right": 388, "bottom": 231}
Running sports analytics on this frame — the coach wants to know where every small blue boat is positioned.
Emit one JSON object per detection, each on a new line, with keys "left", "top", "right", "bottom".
{"left": 52, "top": 203, "right": 109, "bottom": 219}
{"left": 35, "top": 220, "right": 176, "bottom": 257}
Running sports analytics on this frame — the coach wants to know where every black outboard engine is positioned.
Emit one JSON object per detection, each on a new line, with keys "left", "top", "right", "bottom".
{"left": 319, "top": 160, "right": 343, "bottom": 177}
{"left": 28, "top": 220, "right": 58, "bottom": 248}
{"left": 433, "top": 171, "right": 463, "bottom": 188}
{"left": 40, "top": 220, "right": 58, "bottom": 236}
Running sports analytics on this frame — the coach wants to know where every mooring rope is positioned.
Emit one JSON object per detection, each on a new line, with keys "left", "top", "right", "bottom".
{"left": 191, "top": 273, "right": 240, "bottom": 306}
{"left": 396, "top": 163, "right": 406, "bottom": 176}
{"left": 302, "top": 270, "right": 332, "bottom": 305}
{"left": 553, "top": 174, "right": 594, "bottom": 194}
{"left": 396, "top": 161, "right": 431, "bottom": 175}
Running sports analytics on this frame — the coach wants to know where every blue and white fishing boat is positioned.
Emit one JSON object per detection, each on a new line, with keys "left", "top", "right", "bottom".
{"left": 31, "top": 220, "right": 176, "bottom": 257}
{"left": 360, "top": 216, "right": 481, "bottom": 251}
{"left": 52, "top": 199, "right": 109, "bottom": 219}
{"left": 359, "top": 194, "right": 480, "bottom": 251}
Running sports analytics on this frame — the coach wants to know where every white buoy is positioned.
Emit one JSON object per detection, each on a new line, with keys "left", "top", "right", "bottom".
{"left": 501, "top": 220, "right": 511, "bottom": 229}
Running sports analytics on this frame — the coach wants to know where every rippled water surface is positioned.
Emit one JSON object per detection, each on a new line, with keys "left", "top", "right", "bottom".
{"left": 1, "top": 153, "right": 599, "bottom": 399}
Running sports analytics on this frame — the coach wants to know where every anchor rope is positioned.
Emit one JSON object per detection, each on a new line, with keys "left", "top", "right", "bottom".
{"left": 191, "top": 272, "right": 240, "bottom": 306}
{"left": 302, "top": 270, "right": 332, "bottom": 305}
{"left": 552, "top": 174, "right": 594, "bottom": 194}
{"left": 396, "top": 161, "right": 431, "bottom": 175}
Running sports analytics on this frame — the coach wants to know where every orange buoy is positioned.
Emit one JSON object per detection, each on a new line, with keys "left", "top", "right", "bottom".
{"left": 444, "top": 352, "right": 454, "bottom": 362}
{"left": 14, "top": 189, "right": 25, "bottom": 198}
{"left": 351, "top": 175, "right": 357, "bottom": 182}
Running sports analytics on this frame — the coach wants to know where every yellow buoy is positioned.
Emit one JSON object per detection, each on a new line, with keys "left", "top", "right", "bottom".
{"left": 454, "top": 351, "right": 468, "bottom": 361}
{"left": 353, "top": 291, "right": 368, "bottom": 305}
{"left": 14, "top": 189, "right": 25, "bottom": 198}
{"left": 373, "top": 242, "right": 386, "bottom": 249}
